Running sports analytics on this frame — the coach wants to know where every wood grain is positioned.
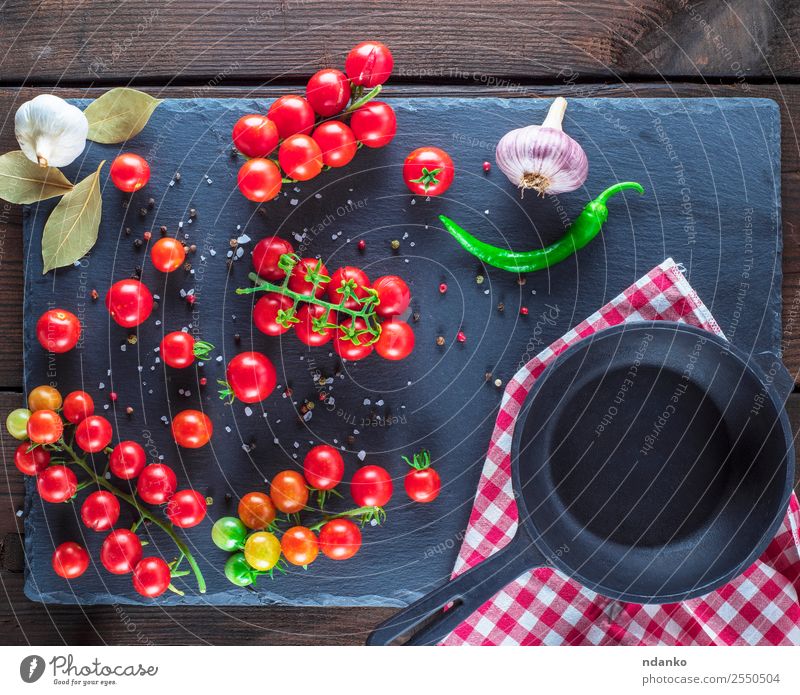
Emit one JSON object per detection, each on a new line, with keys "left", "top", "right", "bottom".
{"left": 0, "top": 1, "right": 797, "bottom": 84}
{"left": 1, "top": 82, "right": 799, "bottom": 387}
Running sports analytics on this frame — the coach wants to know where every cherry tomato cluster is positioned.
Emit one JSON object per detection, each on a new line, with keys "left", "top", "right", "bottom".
{"left": 212, "top": 445, "right": 396, "bottom": 586}
{"left": 234, "top": 41, "right": 396, "bottom": 203}
{"left": 9, "top": 384, "right": 210, "bottom": 599}
{"left": 241, "top": 238, "right": 415, "bottom": 361}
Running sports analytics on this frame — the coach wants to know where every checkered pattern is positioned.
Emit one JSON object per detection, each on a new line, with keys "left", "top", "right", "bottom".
{"left": 442, "top": 258, "right": 800, "bottom": 646}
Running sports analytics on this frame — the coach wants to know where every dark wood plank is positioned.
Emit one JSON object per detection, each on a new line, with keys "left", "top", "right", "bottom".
{"left": 1, "top": 82, "right": 799, "bottom": 387}
{"left": 2, "top": 387, "right": 800, "bottom": 645}
{"left": 0, "top": 1, "right": 797, "bottom": 84}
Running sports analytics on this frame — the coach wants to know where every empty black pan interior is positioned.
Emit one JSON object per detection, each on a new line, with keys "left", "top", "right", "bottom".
{"left": 515, "top": 323, "right": 793, "bottom": 602}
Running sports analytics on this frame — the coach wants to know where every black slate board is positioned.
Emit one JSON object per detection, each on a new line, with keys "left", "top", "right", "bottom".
{"left": 21, "top": 96, "right": 782, "bottom": 606}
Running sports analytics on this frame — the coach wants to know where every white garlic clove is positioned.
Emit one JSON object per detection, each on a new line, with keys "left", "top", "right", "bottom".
{"left": 15, "top": 94, "right": 89, "bottom": 169}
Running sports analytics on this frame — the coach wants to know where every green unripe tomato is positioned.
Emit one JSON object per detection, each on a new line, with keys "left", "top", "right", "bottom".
{"left": 211, "top": 516, "right": 247, "bottom": 551}
{"left": 224, "top": 552, "right": 255, "bottom": 587}
{"left": 6, "top": 408, "right": 32, "bottom": 440}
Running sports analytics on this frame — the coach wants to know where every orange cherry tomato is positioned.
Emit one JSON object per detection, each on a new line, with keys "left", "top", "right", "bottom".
{"left": 270, "top": 470, "right": 309, "bottom": 514}
{"left": 27, "top": 385, "right": 62, "bottom": 412}
{"left": 150, "top": 237, "right": 186, "bottom": 273}
{"left": 281, "top": 526, "right": 319, "bottom": 566}
{"left": 27, "top": 409, "right": 63, "bottom": 444}
{"left": 238, "top": 492, "right": 277, "bottom": 530}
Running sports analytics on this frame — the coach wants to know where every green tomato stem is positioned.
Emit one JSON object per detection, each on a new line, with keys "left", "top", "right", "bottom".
{"left": 345, "top": 84, "right": 382, "bottom": 114}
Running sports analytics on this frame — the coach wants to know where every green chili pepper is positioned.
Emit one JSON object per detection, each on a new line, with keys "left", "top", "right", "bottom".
{"left": 439, "top": 181, "right": 644, "bottom": 273}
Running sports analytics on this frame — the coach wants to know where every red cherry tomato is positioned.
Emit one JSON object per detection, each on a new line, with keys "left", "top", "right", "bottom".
{"left": 405, "top": 467, "right": 441, "bottom": 503}
{"left": 100, "top": 529, "right": 143, "bottom": 575}
{"left": 281, "top": 526, "right": 319, "bottom": 566}
{"left": 375, "top": 320, "right": 415, "bottom": 361}
{"left": 327, "top": 266, "right": 370, "bottom": 310}
{"left": 225, "top": 352, "right": 276, "bottom": 404}
{"left": 166, "top": 489, "right": 207, "bottom": 528}
{"left": 238, "top": 158, "right": 282, "bottom": 202}
{"left": 80, "top": 490, "right": 121, "bottom": 531}
{"left": 279, "top": 134, "right": 323, "bottom": 181}
{"left": 345, "top": 41, "right": 394, "bottom": 87}
{"left": 110, "top": 153, "right": 150, "bottom": 192}
{"left": 318, "top": 518, "right": 362, "bottom": 560}
{"left": 132, "top": 557, "right": 171, "bottom": 598}
{"left": 75, "top": 415, "right": 113, "bottom": 453}
{"left": 372, "top": 275, "right": 411, "bottom": 317}
{"left": 232, "top": 114, "right": 279, "bottom": 158}
{"left": 37, "top": 465, "right": 77, "bottom": 503}
{"left": 150, "top": 237, "right": 186, "bottom": 272}
{"left": 105, "top": 279, "right": 154, "bottom": 328}
{"left": 288, "top": 257, "right": 329, "bottom": 298}
{"left": 62, "top": 390, "right": 94, "bottom": 424}
{"left": 303, "top": 445, "right": 344, "bottom": 490}
{"left": 36, "top": 309, "right": 81, "bottom": 353}
{"left": 27, "top": 409, "right": 63, "bottom": 444}
{"left": 403, "top": 147, "right": 455, "bottom": 196}
{"left": 137, "top": 464, "right": 177, "bottom": 505}
{"left": 52, "top": 542, "right": 89, "bottom": 579}
{"left": 14, "top": 442, "right": 50, "bottom": 476}
{"left": 109, "top": 440, "right": 147, "bottom": 480}
{"left": 252, "top": 236, "right": 294, "bottom": 280}
{"left": 350, "top": 101, "right": 396, "bottom": 148}
{"left": 268, "top": 95, "right": 315, "bottom": 138}
{"left": 333, "top": 317, "right": 374, "bottom": 361}
{"left": 171, "top": 410, "right": 213, "bottom": 448}
{"left": 351, "top": 465, "right": 393, "bottom": 507}
{"left": 294, "top": 304, "right": 333, "bottom": 346}
{"left": 312, "top": 121, "right": 357, "bottom": 168}
{"left": 270, "top": 470, "right": 309, "bottom": 514}
{"left": 306, "top": 68, "right": 350, "bottom": 117}
{"left": 160, "top": 331, "right": 196, "bottom": 368}
{"left": 253, "top": 293, "right": 294, "bottom": 337}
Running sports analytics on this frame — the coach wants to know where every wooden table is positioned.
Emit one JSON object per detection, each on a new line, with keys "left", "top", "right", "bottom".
{"left": 1, "top": 0, "right": 799, "bottom": 645}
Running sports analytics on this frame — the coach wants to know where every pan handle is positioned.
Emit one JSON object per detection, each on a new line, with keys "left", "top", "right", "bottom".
{"left": 366, "top": 529, "right": 544, "bottom": 646}
{"left": 752, "top": 351, "right": 794, "bottom": 404}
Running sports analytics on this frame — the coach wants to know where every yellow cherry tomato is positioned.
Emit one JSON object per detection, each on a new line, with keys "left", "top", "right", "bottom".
{"left": 243, "top": 531, "right": 281, "bottom": 571}
{"left": 28, "top": 385, "right": 63, "bottom": 412}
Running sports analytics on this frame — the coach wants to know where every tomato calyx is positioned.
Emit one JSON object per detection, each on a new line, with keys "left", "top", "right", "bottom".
{"left": 410, "top": 167, "right": 443, "bottom": 193}
{"left": 192, "top": 340, "right": 215, "bottom": 361}
{"left": 403, "top": 449, "right": 433, "bottom": 470}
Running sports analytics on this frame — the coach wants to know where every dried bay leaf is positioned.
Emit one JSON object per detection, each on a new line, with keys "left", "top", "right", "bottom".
{"left": 41, "top": 161, "right": 105, "bottom": 274}
{"left": 84, "top": 88, "right": 162, "bottom": 144}
{"left": 0, "top": 151, "right": 74, "bottom": 204}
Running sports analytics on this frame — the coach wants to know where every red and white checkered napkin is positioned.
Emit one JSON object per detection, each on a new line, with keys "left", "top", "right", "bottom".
{"left": 442, "top": 258, "right": 800, "bottom": 646}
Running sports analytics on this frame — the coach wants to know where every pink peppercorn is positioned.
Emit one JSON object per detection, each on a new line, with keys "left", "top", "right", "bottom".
{"left": 456, "top": 331, "right": 466, "bottom": 343}
{"left": 482, "top": 161, "right": 491, "bottom": 173}
{"left": 520, "top": 307, "right": 529, "bottom": 316}
{"left": 357, "top": 240, "right": 366, "bottom": 251}
{"left": 199, "top": 377, "right": 207, "bottom": 386}
{"left": 439, "top": 283, "right": 447, "bottom": 294}
{"left": 109, "top": 392, "right": 118, "bottom": 402}
{"left": 143, "top": 231, "right": 152, "bottom": 241}
{"left": 187, "top": 294, "right": 196, "bottom": 305}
